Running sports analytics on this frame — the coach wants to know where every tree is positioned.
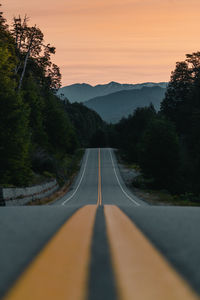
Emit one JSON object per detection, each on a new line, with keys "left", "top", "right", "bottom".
{"left": 11, "top": 16, "right": 61, "bottom": 91}
{"left": 0, "top": 37, "right": 32, "bottom": 185}
{"left": 90, "top": 129, "right": 107, "bottom": 148}
{"left": 22, "top": 74, "right": 49, "bottom": 148}
{"left": 44, "top": 93, "right": 78, "bottom": 155}
{"left": 160, "top": 52, "right": 200, "bottom": 193}
{"left": 0, "top": 4, "right": 8, "bottom": 33}
{"left": 64, "top": 101, "right": 105, "bottom": 147}
{"left": 161, "top": 61, "right": 192, "bottom": 134}
{"left": 18, "top": 25, "right": 44, "bottom": 90}
{"left": 0, "top": 4, "right": 85, "bottom": 189}
{"left": 32, "top": 44, "right": 61, "bottom": 91}
{"left": 115, "top": 104, "right": 156, "bottom": 162}
{"left": 138, "top": 118, "right": 180, "bottom": 191}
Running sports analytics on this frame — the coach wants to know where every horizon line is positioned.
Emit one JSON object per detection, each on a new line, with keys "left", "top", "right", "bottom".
{"left": 61, "top": 80, "right": 169, "bottom": 88}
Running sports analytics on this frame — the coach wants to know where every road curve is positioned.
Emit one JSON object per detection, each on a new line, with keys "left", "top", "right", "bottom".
{"left": 0, "top": 148, "right": 200, "bottom": 299}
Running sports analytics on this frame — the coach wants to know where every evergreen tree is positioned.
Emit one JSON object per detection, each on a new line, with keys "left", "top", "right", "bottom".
{"left": 161, "top": 61, "right": 192, "bottom": 134}
{"left": 138, "top": 118, "right": 180, "bottom": 191}
{"left": 0, "top": 38, "right": 31, "bottom": 185}
{"left": 115, "top": 105, "right": 156, "bottom": 162}
{"left": 0, "top": 6, "right": 77, "bottom": 185}
{"left": 22, "top": 74, "right": 49, "bottom": 148}
{"left": 64, "top": 101, "right": 105, "bottom": 147}
{"left": 44, "top": 94, "right": 78, "bottom": 155}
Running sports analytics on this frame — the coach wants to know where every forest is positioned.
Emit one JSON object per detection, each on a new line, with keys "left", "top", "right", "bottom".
{"left": 111, "top": 54, "right": 200, "bottom": 199}
{"left": 0, "top": 5, "right": 105, "bottom": 187}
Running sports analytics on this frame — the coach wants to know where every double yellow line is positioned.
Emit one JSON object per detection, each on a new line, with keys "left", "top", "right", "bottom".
{"left": 97, "top": 148, "right": 102, "bottom": 206}
{"left": 3, "top": 149, "right": 103, "bottom": 300}
{"left": 3, "top": 148, "right": 199, "bottom": 300}
{"left": 105, "top": 206, "right": 199, "bottom": 300}
{"left": 3, "top": 206, "right": 97, "bottom": 300}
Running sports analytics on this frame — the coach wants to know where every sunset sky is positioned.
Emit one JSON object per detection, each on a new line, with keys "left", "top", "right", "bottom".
{"left": 2, "top": 0, "right": 200, "bottom": 86}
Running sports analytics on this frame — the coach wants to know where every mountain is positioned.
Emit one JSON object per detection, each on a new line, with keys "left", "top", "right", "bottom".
{"left": 57, "top": 81, "right": 168, "bottom": 103}
{"left": 84, "top": 86, "right": 166, "bottom": 123}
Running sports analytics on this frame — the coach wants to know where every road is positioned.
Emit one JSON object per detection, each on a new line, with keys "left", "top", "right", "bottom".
{"left": 55, "top": 148, "right": 144, "bottom": 207}
{"left": 0, "top": 148, "right": 200, "bottom": 300}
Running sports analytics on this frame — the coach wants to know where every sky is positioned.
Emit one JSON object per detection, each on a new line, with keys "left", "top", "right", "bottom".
{"left": 2, "top": 0, "right": 200, "bottom": 86}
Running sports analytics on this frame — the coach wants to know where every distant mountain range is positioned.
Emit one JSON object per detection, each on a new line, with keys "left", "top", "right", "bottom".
{"left": 84, "top": 86, "right": 166, "bottom": 123}
{"left": 58, "top": 81, "right": 168, "bottom": 103}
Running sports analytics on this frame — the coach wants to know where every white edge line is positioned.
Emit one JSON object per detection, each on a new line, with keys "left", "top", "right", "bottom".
{"left": 109, "top": 149, "right": 140, "bottom": 207}
{"left": 62, "top": 150, "right": 90, "bottom": 205}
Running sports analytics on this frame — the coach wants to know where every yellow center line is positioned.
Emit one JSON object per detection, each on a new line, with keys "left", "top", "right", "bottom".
{"left": 3, "top": 206, "right": 97, "bottom": 300}
{"left": 97, "top": 148, "right": 102, "bottom": 206}
{"left": 104, "top": 205, "right": 199, "bottom": 300}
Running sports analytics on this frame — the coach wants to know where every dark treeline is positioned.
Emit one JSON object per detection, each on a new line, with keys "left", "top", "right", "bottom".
{"left": 63, "top": 100, "right": 106, "bottom": 148}
{"left": 0, "top": 6, "right": 105, "bottom": 186}
{"left": 110, "top": 52, "right": 200, "bottom": 198}
{"left": 110, "top": 106, "right": 180, "bottom": 193}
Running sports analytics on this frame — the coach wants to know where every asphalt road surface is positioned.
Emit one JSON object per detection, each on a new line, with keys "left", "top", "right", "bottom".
{"left": 0, "top": 148, "right": 200, "bottom": 300}
{"left": 54, "top": 148, "right": 145, "bottom": 206}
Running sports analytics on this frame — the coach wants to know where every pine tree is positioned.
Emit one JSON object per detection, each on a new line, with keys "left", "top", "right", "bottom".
{"left": 0, "top": 39, "right": 32, "bottom": 185}
{"left": 138, "top": 118, "right": 180, "bottom": 191}
{"left": 161, "top": 61, "right": 192, "bottom": 134}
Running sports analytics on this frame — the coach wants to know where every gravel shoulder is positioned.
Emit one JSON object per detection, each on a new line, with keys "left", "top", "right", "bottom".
{"left": 117, "top": 162, "right": 163, "bottom": 206}
{"left": 117, "top": 156, "right": 200, "bottom": 206}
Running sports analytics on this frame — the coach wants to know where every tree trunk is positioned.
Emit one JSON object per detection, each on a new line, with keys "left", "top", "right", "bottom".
{"left": 17, "top": 49, "right": 30, "bottom": 91}
{"left": 15, "top": 62, "right": 21, "bottom": 75}
{"left": 17, "top": 28, "right": 34, "bottom": 91}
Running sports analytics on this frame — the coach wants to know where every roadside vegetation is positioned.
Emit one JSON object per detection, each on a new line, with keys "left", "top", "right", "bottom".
{"left": 109, "top": 53, "right": 200, "bottom": 204}
{"left": 0, "top": 5, "right": 105, "bottom": 188}
{"left": 28, "top": 148, "right": 84, "bottom": 205}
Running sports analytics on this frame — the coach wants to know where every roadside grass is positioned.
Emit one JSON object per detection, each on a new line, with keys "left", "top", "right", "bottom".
{"left": 132, "top": 188, "right": 200, "bottom": 206}
{"left": 28, "top": 149, "right": 85, "bottom": 206}
{"left": 116, "top": 150, "right": 200, "bottom": 206}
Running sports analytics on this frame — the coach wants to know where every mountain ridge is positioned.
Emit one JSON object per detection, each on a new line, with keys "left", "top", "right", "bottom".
{"left": 84, "top": 86, "right": 166, "bottom": 123}
{"left": 58, "top": 81, "right": 168, "bottom": 103}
